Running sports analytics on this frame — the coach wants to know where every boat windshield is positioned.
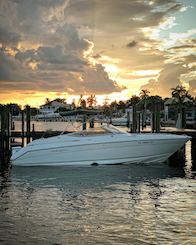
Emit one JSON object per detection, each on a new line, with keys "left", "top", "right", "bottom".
{"left": 69, "top": 125, "right": 126, "bottom": 137}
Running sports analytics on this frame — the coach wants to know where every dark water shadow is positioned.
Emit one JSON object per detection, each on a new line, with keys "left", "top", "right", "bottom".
{"left": 9, "top": 163, "right": 186, "bottom": 190}
{"left": 191, "top": 139, "right": 196, "bottom": 172}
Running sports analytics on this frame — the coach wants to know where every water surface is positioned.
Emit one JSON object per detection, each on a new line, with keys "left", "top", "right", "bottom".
{"left": 0, "top": 141, "right": 195, "bottom": 245}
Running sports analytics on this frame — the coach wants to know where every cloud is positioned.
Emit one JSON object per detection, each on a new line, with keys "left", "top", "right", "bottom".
{"left": 0, "top": 0, "right": 128, "bottom": 96}
{"left": 189, "top": 79, "right": 196, "bottom": 96}
{"left": 151, "top": 0, "right": 177, "bottom": 5}
{"left": 0, "top": 48, "right": 28, "bottom": 81}
{"left": 80, "top": 64, "right": 126, "bottom": 94}
{"left": 157, "top": 63, "right": 188, "bottom": 95}
{"left": 126, "top": 41, "right": 137, "bottom": 48}
{"left": 166, "top": 3, "right": 183, "bottom": 13}
{"left": 168, "top": 44, "right": 196, "bottom": 50}
{"left": 0, "top": 47, "right": 124, "bottom": 94}
{"left": 15, "top": 45, "right": 88, "bottom": 71}
{"left": 56, "top": 23, "right": 90, "bottom": 52}
{"left": 140, "top": 79, "right": 159, "bottom": 95}
{"left": 140, "top": 60, "right": 195, "bottom": 97}
{"left": 0, "top": 27, "right": 21, "bottom": 46}
{"left": 0, "top": 0, "right": 194, "bottom": 100}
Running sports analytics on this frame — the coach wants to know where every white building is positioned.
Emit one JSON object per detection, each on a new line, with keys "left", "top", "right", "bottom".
{"left": 39, "top": 100, "right": 71, "bottom": 114}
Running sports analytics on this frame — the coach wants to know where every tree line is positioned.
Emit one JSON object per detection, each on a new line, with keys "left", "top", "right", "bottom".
{"left": 0, "top": 85, "right": 195, "bottom": 115}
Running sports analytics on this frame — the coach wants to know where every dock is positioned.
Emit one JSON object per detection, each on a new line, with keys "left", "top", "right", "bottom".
{"left": 1, "top": 104, "right": 196, "bottom": 167}
{"left": 142, "top": 127, "right": 196, "bottom": 139}
{"left": 9, "top": 127, "right": 196, "bottom": 140}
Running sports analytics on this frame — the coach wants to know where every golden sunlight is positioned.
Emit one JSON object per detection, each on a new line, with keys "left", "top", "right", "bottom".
{"left": 128, "top": 70, "right": 160, "bottom": 76}
{"left": 1, "top": 91, "right": 69, "bottom": 108}
{"left": 103, "top": 64, "right": 120, "bottom": 75}
{"left": 28, "top": 62, "right": 38, "bottom": 70}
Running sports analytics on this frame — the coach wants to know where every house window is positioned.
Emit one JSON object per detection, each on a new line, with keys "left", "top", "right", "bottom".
{"left": 187, "top": 112, "right": 192, "bottom": 117}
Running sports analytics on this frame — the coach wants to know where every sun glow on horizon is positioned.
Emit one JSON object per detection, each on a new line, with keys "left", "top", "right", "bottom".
{"left": 0, "top": 89, "right": 135, "bottom": 108}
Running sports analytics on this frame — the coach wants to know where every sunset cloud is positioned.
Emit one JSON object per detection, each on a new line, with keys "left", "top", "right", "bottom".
{"left": 0, "top": 0, "right": 195, "bottom": 106}
{"left": 189, "top": 79, "right": 196, "bottom": 95}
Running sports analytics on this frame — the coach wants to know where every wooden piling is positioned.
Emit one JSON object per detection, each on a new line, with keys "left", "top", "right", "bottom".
{"left": 0, "top": 106, "right": 11, "bottom": 166}
{"left": 155, "top": 104, "right": 161, "bottom": 133}
{"left": 11, "top": 121, "right": 15, "bottom": 130}
{"left": 82, "top": 115, "right": 87, "bottom": 130}
{"left": 137, "top": 112, "right": 141, "bottom": 133}
{"left": 141, "top": 111, "right": 145, "bottom": 130}
{"left": 169, "top": 145, "right": 185, "bottom": 166}
{"left": 182, "top": 107, "right": 186, "bottom": 128}
{"left": 191, "top": 139, "right": 196, "bottom": 169}
{"left": 150, "top": 103, "right": 161, "bottom": 133}
{"left": 132, "top": 105, "right": 137, "bottom": 133}
{"left": 26, "top": 105, "right": 31, "bottom": 144}
{"left": 10, "top": 110, "right": 14, "bottom": 144}
{"left": 32, "top": 123, "right": 36, "bottom": 140}
{"left": 89, "top": 118, "right": 94, "bottom": 128}
{"left": 151, "top": 111, "right": 155, "bottom": 133}
{"left": 21, "top": 110, "right": 25, "bottom": 147}
{"left": 126, "top": 111, "right": 130, "bottom": 128}
{"left": 6, "top": 110, "right": 11, "bottom": 157}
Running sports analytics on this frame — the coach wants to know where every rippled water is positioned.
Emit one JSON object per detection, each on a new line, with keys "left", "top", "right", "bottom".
{"left": 0, "top": 141, "right": 195, "bottom": 245}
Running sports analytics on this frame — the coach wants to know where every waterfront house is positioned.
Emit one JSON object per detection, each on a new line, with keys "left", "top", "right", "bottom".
{"left": 39, "top": 99, "right": 71, "bottom": 114}
{"left": 186, "top": 106, "right": 196, "bottom": 128}
{"left": 164, "top": 98, "right": 196, "bottom": 128}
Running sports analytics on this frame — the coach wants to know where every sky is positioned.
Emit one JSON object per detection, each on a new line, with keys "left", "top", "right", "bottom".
{"left": 0, "top": 0, "right": 195, "bottom": 107}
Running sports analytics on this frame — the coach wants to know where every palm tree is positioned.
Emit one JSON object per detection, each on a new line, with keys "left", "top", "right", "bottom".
{"left": 79, "top": 95, "right": 87, "bottom": 109}
{"left": 87, "top": 94, "right": 97, "bottom": 108}
{"left": 71, "top": 100, "right": 76, "bottom": 109}
{"left": 110, "top": 100, "right": 118, "bottom": 111}
{"left": 171, "top": 85, "right": 193, "bottom": 128}
{"left": 117, "top": 101, "right": 126, "bottom": 111}
{"left": 146, "top": 95, "right": 163, "bottom": 107}
{"left": 127, "top": 95, "right": 140, "bottom": 106}
{"left": 54, "top": 98, "right": 67, "bottom": 104}
{"left": 103, "top": 97, "right": 111, "bottom": 117}
{"left": 45, "top": 98, "right": 50, "bottom": 105}
{"left": 140, "top": 89, "right": 150, "bottom": 100}
{"left": 171, "top": 85, "right": 187, "bottom": 100}
{"left": 103, "top": 96, "right": 110, "bottom": 108}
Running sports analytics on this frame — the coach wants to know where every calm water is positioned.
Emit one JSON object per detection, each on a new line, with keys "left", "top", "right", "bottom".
{"left": 0, "top": 121, "right": 196, "bottom": 244}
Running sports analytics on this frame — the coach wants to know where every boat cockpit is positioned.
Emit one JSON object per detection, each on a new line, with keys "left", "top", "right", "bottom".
{"left": 69, "top": 125, "right": 127, "bottom": 137}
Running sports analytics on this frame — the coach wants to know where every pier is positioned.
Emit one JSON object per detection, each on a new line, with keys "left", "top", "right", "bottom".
{"left": 142, "top": 127, "right": 196, "bottom": 139}
{"left": 8, "top": 128, "right": 196, "bottom": 140}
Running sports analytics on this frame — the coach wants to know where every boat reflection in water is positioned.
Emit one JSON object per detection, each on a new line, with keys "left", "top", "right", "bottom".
{"left": 0, "top": 154, "right": 195, "bottom": 245}
{"left": 11, "top": 125, "right": 191, "bottom": 166}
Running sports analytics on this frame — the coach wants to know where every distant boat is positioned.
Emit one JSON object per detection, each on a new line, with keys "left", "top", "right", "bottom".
{"left": 35, "top": 112, "right": 62, "bottom": 120}
{"left": 11, "top": 125, "right": 191, "bottom": 166}
{"left": 99, "top": 114, "right": 131, "bottom": 126}
{"left": 111, "top": 115, "right": 129, "bottom": 126}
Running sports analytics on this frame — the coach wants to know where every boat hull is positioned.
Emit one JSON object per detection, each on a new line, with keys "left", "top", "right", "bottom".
{"left": 11, "top": 137, "right": 189, "bottom": 166}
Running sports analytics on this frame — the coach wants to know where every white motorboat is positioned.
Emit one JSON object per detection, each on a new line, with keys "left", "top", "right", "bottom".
{"left": 11, "top": 125, "right": 191, "bottom": 166}
{"left": 97, "top": 114, "right": 130, "bottom": 126}
{"left": 111, "top": 115, "right": 129, "bottom": 126}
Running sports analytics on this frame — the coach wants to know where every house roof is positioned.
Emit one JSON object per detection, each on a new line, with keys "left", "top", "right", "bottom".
{"left": 40, "top": 99, "right": 67, "bottom": 108}
{"left": 164, "top": 97, "right": 178, "bottom": 105}
{"left": 165, "top": 97, "right": 193, "bottom": 106}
